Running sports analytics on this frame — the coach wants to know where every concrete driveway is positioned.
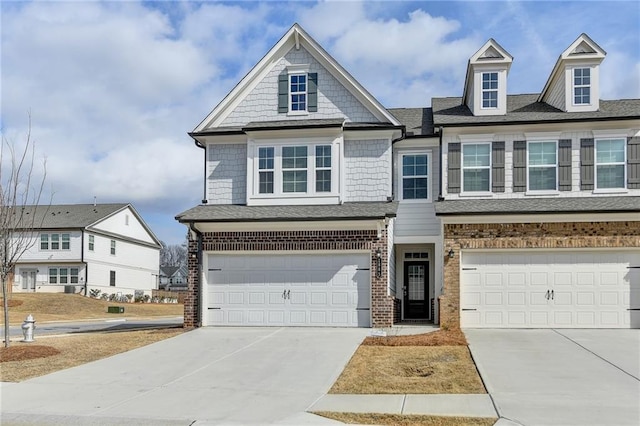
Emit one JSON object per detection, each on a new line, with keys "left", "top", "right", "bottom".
{"left": 1, "top": 327, "right": 369, "bottom": 425}
{"left": 466, "top": 329, "right": 640, "bottom": 426}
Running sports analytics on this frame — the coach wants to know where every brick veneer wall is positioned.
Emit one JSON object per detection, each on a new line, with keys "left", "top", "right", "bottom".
{"left": 184, "top": 228, "right": 395, "bottom": 328}
{"left": 440, "top": 221, "right": 640, "bottom": 329}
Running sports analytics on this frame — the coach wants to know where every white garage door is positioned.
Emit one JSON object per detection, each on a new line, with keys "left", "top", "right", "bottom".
{"left": 206, "top": 253, "right": 371, "bottom": 327}
{"left": 461, "top": 250, "right": 640, "bottom": 328}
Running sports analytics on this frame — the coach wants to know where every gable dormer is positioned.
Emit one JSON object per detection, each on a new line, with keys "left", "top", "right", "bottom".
{"left": 539, "top": 33, "right": 606, "bottom": 113}
{"left": 462, "top": 39, "right": 513, "bottom": 116}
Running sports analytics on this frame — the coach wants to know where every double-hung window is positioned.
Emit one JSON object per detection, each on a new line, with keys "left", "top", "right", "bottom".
{"left": 315, "top": 145, "right": 332, "bottom": 192}
{"left": 482, "top": 72, "right": 498, "bottom": 108}
{"left": 290, "top": 74, "right": 307, "bottom": 112}
{"left": 528, "top": 141, "right": 557, "bottom": 191}
{"left": 574, "top": 68, "right": 591, "bottom": 105}
{"left": 88, "top": 235, "right": 94, "bottom": 251}
{"left": 595, "top": 138, "right": 626, "bottom": 189}
{"left": 110, "top": 240, "right": 116, "bottom": 255}
{"left": 258, "top": 147, "right": 275, "bottom": 194}
{"left": 51, "top": 234, "right": 60, "bottom": 250}
{"left": 41, "top": 234, "right": 49, "bottom": 250}
{"left": 49, "top": 268, "right": 57, "bottom": 284}
{"left": 400, "top": 153, "right": 429, "bottom": 200}
{"left": 282, "top": 146, "right": 308, "bottom": 193}
{"left": 462, "top": 143, "right": 491, "bottom": 192}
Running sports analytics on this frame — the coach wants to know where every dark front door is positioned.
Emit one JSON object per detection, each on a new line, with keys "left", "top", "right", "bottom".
{"left": 403, "top": 261, "right": 429, "bottom": 319}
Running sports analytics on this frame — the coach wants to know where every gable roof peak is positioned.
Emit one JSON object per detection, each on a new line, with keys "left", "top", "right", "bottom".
{"left": 192, "top": 23, "right": 399, "bottom": 133}
{"left": 561, "top": 33, "right": 607, "bottom": 59}
{"left": 470, "top": 38, "right": 514, "bottom": 64}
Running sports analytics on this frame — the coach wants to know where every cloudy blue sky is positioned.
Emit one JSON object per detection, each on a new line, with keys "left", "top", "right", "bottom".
{"left": 1, "top": 0, "right": 639, "bottom": 245}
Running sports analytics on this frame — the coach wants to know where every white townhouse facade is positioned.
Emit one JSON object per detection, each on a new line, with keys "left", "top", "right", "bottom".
{"left": 177, "top": 25, "right": 639, "bottom": 330}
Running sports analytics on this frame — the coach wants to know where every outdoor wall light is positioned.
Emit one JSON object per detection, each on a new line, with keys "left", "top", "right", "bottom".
{"left": 376, "top": 248, "right": 382, "bottom": 278}
{"left": 448, "top": 248, "right": 455, "bottom": 259}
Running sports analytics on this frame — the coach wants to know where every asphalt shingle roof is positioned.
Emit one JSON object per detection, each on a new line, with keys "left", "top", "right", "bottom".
{"left": 176, "top": 202, "right": 399, "bottom": 222}
{"left": 6, "top": 204, "right": 128, "bottom": 229}
{"left": 434, "top": 196, "right": 640, "bottom": 215}
{"left": 388, "top": 108, "right": 435, "bottom": 136}
{"left": 432, "top": 95, "right": 640, "bottom": 126}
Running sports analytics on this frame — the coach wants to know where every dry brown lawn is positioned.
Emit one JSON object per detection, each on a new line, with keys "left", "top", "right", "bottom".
{"left": 2, "top": 293, "right": 183, "bottom": 325}
{"left": 0, "top": 328, "right": 184, "bottom": 382}
{"left": 330, "top": 345, "right": 485, "bottom": 394}
{"left": 315, "top": 412, "right": 496, "bottom": 426}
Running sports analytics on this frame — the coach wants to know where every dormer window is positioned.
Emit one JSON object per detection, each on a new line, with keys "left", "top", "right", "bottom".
{"left": 482, "top": 72, "right": 498, "bottom": 108}
{"left": 573, "top": 68, "right": 591, "bottom": 105}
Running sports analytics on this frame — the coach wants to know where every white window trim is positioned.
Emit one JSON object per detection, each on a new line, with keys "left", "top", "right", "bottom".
{"left": 40, "top": 233, "right": 71, "bottom": 251}
{"left": 287, "top": 65, "right": 310, "bottom": 116}
{"left": 461, "top": 142, "right": 492, "bottom": 196}
{"left": 526, "top": 140, "right": 559, "bottom": 194}
{"left": 481, "top": 72, "right": 499, "bottom": 109}
{"left": 398, "top": 150, "right": 431, "bottom": 203}
{"left": 572, "top": 67, "right": 591, "bottom": 106}
{"left": 249, "top": 137, "right": 340, "bottom": 203}
{"left": 594, "top": 137, "right": 627, "bottom": 191}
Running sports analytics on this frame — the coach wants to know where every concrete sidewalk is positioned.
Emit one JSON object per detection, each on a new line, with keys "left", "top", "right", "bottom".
{"left": 309, "top": 393, "right": 497, "bottom": 418}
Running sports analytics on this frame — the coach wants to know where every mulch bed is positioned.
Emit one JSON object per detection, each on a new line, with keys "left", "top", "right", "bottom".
{"left": 1, "top": 345, "right": 61, "bottom": 362}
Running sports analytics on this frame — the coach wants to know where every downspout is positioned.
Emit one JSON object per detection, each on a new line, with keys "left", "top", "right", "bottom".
{"left": 438, "top": 126, "right": 444, "bottom": 201}
{"left": 194, "top": 139, "right": 207, "bottom": 204}
{"left": 81, "top": 230, "right": 87, "bottom": 296}
{"left": 188, "top": 222, "right": 203, "bottom": 327}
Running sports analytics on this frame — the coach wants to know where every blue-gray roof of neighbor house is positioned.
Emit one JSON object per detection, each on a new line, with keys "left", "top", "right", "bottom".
{"left": 5, "top": 203, "right": 129, "bottom": 229}
{"left": 432, "top": 95, "right": 640, "bottom": 126}
{"left": 176, "top": 202, "right": 399, "bottom": 222}
{"left": 434, "top": 196, "right": 640, "bottom": 215}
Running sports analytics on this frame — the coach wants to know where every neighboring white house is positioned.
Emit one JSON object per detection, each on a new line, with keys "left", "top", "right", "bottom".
{"left": 10, "top": 203, "right": 161, "bottom": 297}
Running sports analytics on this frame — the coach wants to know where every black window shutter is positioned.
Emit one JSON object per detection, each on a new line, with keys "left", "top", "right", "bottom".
{"left": 448, "top": 143, "right": 461, "bottom": 193}
{"left": 558, "top": 139, "right": 572, "bottom": 191}
{"left": 628, "top": 137, "right": 640, "bottom": 189}
{"left": 512, "top": 140, "right": 527, "bottom": 192}
{"left": 307, "top": 73, "right": 318, "bottom": 112}
{"left": 580, "top": 138, "right": 594, "bottom": 190}
{"left": 278, "top": 73, "right": 288, "bottom": 113}
{"left": 492, "top": 142, "right": 505, "bottom": 192}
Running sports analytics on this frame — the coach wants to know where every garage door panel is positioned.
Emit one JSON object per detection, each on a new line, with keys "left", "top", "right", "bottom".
{"left": 207, "top": 253, "right": 370, "bottom": 327}
{"left": 461, "top": 250, "right": 638, "bottom": 328}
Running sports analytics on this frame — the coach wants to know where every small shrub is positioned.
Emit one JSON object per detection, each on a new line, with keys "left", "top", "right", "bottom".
{"left": 143, "top": 295, "right": 151, "bottom": 303}
{"left": 125, "top": 294, "right": 133, "bottom": 303}
{"left": 100, "top": 293, "right": 109, "bottom": 301}
{"left": 89, "top": 289, "right": 102, "bottom": 298}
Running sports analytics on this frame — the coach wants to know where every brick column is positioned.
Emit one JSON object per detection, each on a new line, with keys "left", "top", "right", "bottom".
{"left": 440, "top": 239, "right": 460, "bottom": 330}
{"left": 184, "top": 235, "right": 200, "bottom": 328}
{"left": 371, "top": 227, "right": 394, "bottom": 328}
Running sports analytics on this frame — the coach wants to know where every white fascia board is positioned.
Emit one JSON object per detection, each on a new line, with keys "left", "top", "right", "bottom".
{"left": 192, "top": 219, "right": 381, "bottom": 233}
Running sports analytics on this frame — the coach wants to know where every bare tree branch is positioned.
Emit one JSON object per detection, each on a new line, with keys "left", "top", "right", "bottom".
{"left": 1, "top": 113, "right": 49, "bottom": 347}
